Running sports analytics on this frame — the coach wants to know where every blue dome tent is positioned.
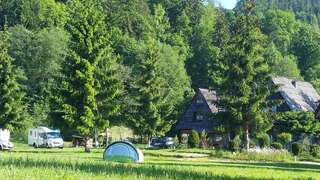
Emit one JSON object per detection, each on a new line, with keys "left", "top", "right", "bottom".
{"left": 103, "top": 141, "right": 144, "bottom": 163}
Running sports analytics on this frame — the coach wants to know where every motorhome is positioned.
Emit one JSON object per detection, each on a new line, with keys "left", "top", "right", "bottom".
{"left": 0, "top": 128, "right": 14, "bottom": 150}
{"left": 28, "top": 127, "right": 64, "bottom": 148}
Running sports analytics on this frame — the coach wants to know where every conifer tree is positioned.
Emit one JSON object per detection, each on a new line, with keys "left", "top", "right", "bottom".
{"left": 135, "top": 38, "right": 169, "bottom": 138}
{"left": 215, "top": 0, "right": 272, "bottom": 149}
{"left": 59, "top": 0, "right": 122, "bottom": 151}
{"left": 0, "top": 30, "right": 25, "bottom": 130}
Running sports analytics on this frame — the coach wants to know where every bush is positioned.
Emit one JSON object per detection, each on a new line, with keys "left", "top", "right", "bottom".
{"left": 292, "top": 142, "right": 303, "bottom": 156}
{"left": 199, "top": 130, "right": 207, "bottom": 148}
{"left": 277, "top": 133, "right": 292, "bottom": 146}
{"left": 310, "top": 145, "right": 320, "bottom": 157}
{"left": 257, "top": 133, "right": 270, "bottom": 148}
{"left": 271, "top": 142, "right": 283, "bottom": 150}
{"left": 302, "top": 136, "right": 311, "bottom": 152}
{"left": 249, "top": 139, "right": 257, "bottom": 148}
{"left": 188, "top": 130, "right": 199, "bottom": 148}
{"left": 228, "top": 136, "right": 241, "bottom": 152}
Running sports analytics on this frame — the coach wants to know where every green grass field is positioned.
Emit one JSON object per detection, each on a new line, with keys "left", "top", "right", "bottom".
{"left": 0, "top": 143, "right": 319, "bottom": 180}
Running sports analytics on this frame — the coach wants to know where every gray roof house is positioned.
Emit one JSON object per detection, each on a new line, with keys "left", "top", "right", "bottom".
{"left": 270, "top": 77, "right": 320, "bottom": 112}
{"left": 172, "top": 88, "right": 221, "bottom": 134}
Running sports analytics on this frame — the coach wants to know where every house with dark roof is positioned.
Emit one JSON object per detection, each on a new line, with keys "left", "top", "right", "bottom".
{"left": 171, "top": 88, "right": 224, "bottom": 146}
{"left": 171, "top": 77, "right": 320, "bottom": 146}
{"left": 269, "top": 77, "right": 320, "bottom": 112}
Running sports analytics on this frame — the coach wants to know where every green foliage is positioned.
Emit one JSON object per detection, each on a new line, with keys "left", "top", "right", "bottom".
{"left": 228, "top": 136, "right": 241, "bottom": 152}
{"left": 272, "top": 112, "right": 320, "bottom": 137}
{"left": 257, "top": 133, "right": 270, "bottom": 148}
{"left": 310, "top": 145, "right": 320, "bottom": 157}
{"left": 214, "top": 0, "right": 272, "bottom": 149}
{"left": 20, "top": 0, "right": 67, "bottom": 29}
{"left": 262, "top": 10, "right": 298, "bottom": 54}
{"left": 188, "top": 130, "right": 200, "bottom": 148}
{"left": 264, "top": 43, "right": 301, "bottom": 79}
{"left": 186, "top": 5, "right": 218, "bottom": 88}
{"left": 8, "top": 25, "right": 68, "bottom": 127}
{"left": 292, "top": 142, "right": 303, "bottom": 156}
{"left": 291, "top": 24, "right": 320, "bottom": 76}
{"left": 271, "top": 142, "right": 283, "bottom": 150}
{"left": 0, "top": 0, "right": 22, "bottom": 29}
{"left": 103, "top": 0, "right": 152, "bottom": 39}
{"left": 277, "top": 132, "right": 292, "bottom": 146}
{"left": 0, "top": 30, "right": 25, "bottom": 130}
{"left": 199, "top": 129, "right": 207, "bottom": 148}
{"left": 58, "top": 0, "right": 121, "bottom": 137}
{"left": 238, "top": 0, "right": 320, "bottom": 26}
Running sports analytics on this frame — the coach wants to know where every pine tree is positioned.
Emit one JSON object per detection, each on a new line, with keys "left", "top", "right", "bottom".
{"left": 59, "top": 0, "right": 122, "bottom": 151}
{"left": 0, "top": 30, "right": 25, "bottom": 130}
{"left": 215, "top": 0, "right": 272, "bottom": 150}
{"left": 135, "top": 38, "right": 170, "bottom": 138}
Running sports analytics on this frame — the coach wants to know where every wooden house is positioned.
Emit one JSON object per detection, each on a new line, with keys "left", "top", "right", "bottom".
{"left": 269, "top": 77, "right": 320, "bottom": 142}
{"left": 171, "top": 88, "right": 224, "bottom": 146}
{"left": 269, "top": 77, "right": 320, "bottom": 112}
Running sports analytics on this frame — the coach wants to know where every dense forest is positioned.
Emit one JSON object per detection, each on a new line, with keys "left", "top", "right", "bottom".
{"left": 0, "top": 0, "right": 320, "bottom": 144}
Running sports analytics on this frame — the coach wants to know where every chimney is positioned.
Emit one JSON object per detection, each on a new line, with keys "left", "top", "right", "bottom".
{"left": 292, "top": 80, "right": 297, "bottom": 87}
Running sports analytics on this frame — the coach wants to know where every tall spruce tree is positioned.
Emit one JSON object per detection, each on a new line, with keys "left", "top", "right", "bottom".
{"left": 59, "top": 0, "right": 121, "bottom": 151}
{"left": 134, "top": 38, "right": 170, "bottom": 138}
{"left": 0, "top": 30, "right": 25, "bottom": 130}
{"left": 215, "top": 0, "right": 271, "bottom": 149}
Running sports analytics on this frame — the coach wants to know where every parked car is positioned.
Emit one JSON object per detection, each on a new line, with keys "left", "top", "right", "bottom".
{"left": 0, "top": 128, "right": 14, "bottom": 150}
{"left": 28, "top": 127, "right": 64, "bottom": 148}
{"left": 149, "top": 137, "right": 176, "bottom": 149}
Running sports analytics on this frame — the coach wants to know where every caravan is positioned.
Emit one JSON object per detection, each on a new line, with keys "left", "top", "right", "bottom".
{"left": 28, "top": 127, "right": 64, "bottom": 148}
{"left": 0, "top": 128, "right": 14, "bottom": 150}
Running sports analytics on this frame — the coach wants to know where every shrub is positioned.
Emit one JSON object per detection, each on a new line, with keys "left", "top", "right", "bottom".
{"left": 257, "top": 133, "right": 270, "bottom": 148}
{"left": 277, "top": 133, "right": 292, "bottom": 146}
{"left": 310, "top": 145, "right": 320, "bottom": 157}
{"left": 229, "top": 136, "right": 241, "bottom": 152}
{"left": 199, "top": 130, "right": 207, "bottom": 148}
{"left": 292, "top": 142, "right": 303, "bottom": 156}
{"left": 271, "top": 142, "right": 283, "bottom": 150}
{"left": 302, "top": 136, "right": 311, "bottom": 152}
{"left": 188, "top": 130, "right": 199, "bottom": 148}
{"left": 173, "top": 135, "right": 179, "bottom": 144}
{"left": 249, "top": 139, "right": 257, "bottom": 148}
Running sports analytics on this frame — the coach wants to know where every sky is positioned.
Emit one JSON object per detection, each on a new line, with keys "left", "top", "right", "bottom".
{"left": 216, "top": 0, "right": 238, "bottom": 9}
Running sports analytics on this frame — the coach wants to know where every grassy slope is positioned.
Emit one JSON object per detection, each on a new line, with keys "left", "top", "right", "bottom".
{"left": 0, "top": 143, "right": 319, "bottom": 180}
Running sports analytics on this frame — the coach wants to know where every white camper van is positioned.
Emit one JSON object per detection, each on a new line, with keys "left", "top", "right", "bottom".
{"left": 0, "top": 128, "right": 14, "bottom": 150}
{"left": 28, "top": 127, "right": 64, "bottom": 148}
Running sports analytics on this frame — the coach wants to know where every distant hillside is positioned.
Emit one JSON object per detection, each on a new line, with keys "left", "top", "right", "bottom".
{"left": 236, "top": 0, "right": 320, "bottom": 25}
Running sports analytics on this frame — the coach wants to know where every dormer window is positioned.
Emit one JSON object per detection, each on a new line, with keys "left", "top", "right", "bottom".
{"left": 196, "top": 99, "right": 204, "bottom": 104}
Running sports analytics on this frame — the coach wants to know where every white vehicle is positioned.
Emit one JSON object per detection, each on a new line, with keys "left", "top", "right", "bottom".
{"left": 28, "top": 127, "right": 64, "bottom": 148}
{"left": 0, "top": 128, "right": 14, "bottom": 150}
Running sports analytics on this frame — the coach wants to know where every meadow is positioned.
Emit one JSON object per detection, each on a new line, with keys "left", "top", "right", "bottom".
{"left": 0, "top": 143, "right": 319, "bottom": 180}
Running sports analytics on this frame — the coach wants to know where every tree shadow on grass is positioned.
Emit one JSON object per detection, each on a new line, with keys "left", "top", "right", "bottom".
{"left": 146, "top": 160, "right": 320, "bottom": 173}
{"left": 0, "top": 158, "right": 271, "bottom": 180}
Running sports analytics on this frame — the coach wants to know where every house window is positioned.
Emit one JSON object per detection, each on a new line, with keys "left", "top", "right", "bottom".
{"left": 194, "top": 112, "right": 204, "bottom": 121}
{"left": 196, "top": 99, "right": 204, "bottom": 104}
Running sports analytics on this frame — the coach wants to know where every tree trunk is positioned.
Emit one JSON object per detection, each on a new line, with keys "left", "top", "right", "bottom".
{"left": 245, "top": 123, "right": 250, "bottom": 150}
{"left": 84, "top": 137, "right": 92, "bottom": 153}
{"left": 105, "top": 128, "right": 109, "bottom": 147}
